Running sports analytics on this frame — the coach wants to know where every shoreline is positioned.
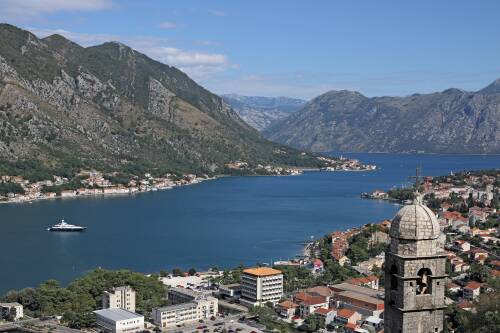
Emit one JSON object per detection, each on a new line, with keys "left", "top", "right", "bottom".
{"left": 0, "top": 176, "right": 217, "bottom": 205}
{"left": 0, "top": 167, "right": 377, "bottom": 206}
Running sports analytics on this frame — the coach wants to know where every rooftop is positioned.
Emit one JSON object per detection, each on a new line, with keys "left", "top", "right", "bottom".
{"left": 155, "top": 302, "right": 198, "bottom": 312}
{"left": 336, "top": 290, "right": 384, "bottom": 307}
{"left": 337, "top": 308, "right": 357, "bottom": 318}
{"left": 314, "top": 307, "right": 334, "bottom": 315}
{"left": 465, "top": 281, "right": 481, "bottom": 290}
{"left": 243, "top": 267, "right": 282, "bottom": 277}
{"left": 93, "top": 308, "right": 143, "bottom": 322}
{"left": 330, "top": 283, "right": 381, "bottom": 298}
{"left": 390, "top": 197, "right": 440, "bottom": 240}
{"left": 0, "top": 302, "right": 22, "bottom": 307}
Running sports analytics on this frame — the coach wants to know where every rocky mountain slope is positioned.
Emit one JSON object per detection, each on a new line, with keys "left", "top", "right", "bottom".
{"left": 0, "top": 24, "right": 323, "bottom": 177}
{"left": 222, "top": 94, "right": 305, "bottom": 131}
{"left": 264, "top": 81, "right": 500, "bottom": 153}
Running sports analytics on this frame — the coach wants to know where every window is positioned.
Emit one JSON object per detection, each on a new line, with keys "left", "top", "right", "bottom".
{"left": 390, "top": 265, "right": 398, "bottom": 291}
{"left": 416, "top": 268, "right": 432, "bottom": 295}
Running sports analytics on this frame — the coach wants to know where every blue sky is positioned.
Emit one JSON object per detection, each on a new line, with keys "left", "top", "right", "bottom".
{"left": 1, "top": 0, "right": 499, "bottom": 99}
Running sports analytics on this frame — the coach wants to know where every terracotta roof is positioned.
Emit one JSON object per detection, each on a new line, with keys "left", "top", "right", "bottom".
{"left": 465, "top": 281, "right": 481, "bottom": 290}
{"left": 314, "top": 307, "right": 333, "bottom": 315}
{"left": 313, "top": 259, "right": 323, "bottom": 266}
{"left": 301, "top": 296, "right": 327, "bottom": 306}
{"left": 337, "top": 308, "right": 357, "bottom": 319}
{"left": 491, "top": 270, "right": 500, "bottom": 277}
{"left": 278, "top": 300, "right": 298, "bottom": 309}
{"left": 306, "top": 286, "right": 334, "bottom": 298}
{"left": 458, "top": 300, "right": 473, "bottom": 309}
{"left": 243, "top": 267, "right": 282, "bottom": 277}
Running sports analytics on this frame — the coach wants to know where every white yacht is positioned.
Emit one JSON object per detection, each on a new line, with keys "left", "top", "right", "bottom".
{"left": 47, "top": 219, "right": 87, "bottom": 232}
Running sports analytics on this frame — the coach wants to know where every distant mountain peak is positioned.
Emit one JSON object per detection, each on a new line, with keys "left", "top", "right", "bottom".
{"left": 479, "top": 78, "right": 500, "bottom": 94}
{"left": 222, "top": 94, "right": 306, "bottom": 131}
{"left": 265, "top": 81, "right": 500, "bottom": 154}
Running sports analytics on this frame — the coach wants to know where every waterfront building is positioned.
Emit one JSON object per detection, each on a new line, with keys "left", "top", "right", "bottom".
{"left": 153, "top": 287, "right": 218, "bottom": 327}
{"left": 239, "top": 267, "right": 283, "bottom": 308}
{"left": 93, "top": 308, "right": 144, "bottom": 333}
{"left": 0, "top": 302, "right": 23, "bottom": 321}
{"left": 152, "top": 297, "right": 218, "bottom": 328}
{"left": 102, "top": 286, "right": 136, "bottom": 312}
{"left": 384, "top": 192, "right": 447, "bottom": 333}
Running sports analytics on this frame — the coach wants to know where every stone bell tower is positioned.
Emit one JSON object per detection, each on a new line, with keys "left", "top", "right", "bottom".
{"left": 384, "top": 174, "right": 447, "bottom": 333}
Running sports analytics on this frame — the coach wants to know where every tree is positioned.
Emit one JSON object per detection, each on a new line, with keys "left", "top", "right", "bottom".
{"left": 303, "top": 314, "right": 324, "bottom": 332}
{"left": 457, "top": 292, "right": 500, "bottom": 332}
{"left": 188, "top": 268, "right": 197, "bottom": 276}
{"left": 172, "top": 268, "right": 184, "bottom": 277}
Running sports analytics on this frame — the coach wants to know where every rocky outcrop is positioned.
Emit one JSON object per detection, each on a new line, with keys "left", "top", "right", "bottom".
{"left": 0, "top": 24, "right": 321, "bottom": 175}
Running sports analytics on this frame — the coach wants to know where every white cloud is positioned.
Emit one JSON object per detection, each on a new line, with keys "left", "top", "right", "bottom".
{"left": 194, "top": 40, "right": 221, "bottom": 47}
{"left": 29, "top": 28, "right": 119, "bottom": 46}
{"left": 29, "top": 28, "right": 233, "bottom": 80}
{"left": 158, "top": 21, "right": 178, "bottom": 29}
{"left": 208, "top": 9, "right": 226, "bottom": 16}
{"left": 0, "top": 0, "right": 113, "bottom": 21}
{"left": 144, "top": 47, "right": 230, "bottom": 78}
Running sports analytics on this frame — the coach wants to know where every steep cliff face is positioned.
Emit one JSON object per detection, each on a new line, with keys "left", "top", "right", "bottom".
{"left": 264, "top": 84, "right": 500, "bottom": 154}
{"left": 222, "top": 94, "right": 306, "bottom": 131}
{"left": 0, "top": 24, "right": 320, "bottom": 175}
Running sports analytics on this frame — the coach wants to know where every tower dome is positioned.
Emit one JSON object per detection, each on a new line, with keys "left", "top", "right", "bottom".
{"left": 390, "top": 196, "right": 440, "bottom": 240}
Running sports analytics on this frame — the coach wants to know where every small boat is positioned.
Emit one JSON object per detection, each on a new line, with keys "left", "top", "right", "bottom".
{"left": 47, "top": 219, "right": 87, "bottom": 232}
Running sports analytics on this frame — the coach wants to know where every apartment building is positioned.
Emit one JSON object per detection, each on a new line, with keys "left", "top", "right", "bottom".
{"left": 102, "top": 286, "right": 136, "bottom": 312}
{"left": 239, "top": 267, "right": 283, "bottom": 308}
{"left": 153, "top": 288, "right": 218, "bottom": 328}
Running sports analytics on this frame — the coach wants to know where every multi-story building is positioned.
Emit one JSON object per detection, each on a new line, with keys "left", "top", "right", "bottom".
{"left": 102, "top": 286, "right": 136, "bottom": 312}
{"left": 239, "top": 267, "right": 283, "bottom": 308}
{"left": 94, "top": 308, "right": 144, "bottom": 333}
{"left": 218, "top": 283, "right": 242, "bottom": 301}
{"left": 153, "top": 287, "right": 218, "bottom": 328}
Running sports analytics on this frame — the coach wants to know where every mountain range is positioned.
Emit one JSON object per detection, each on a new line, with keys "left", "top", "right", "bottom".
{"left": 222, "top": 94, "right": 306, "bottom": 131}
{"left": 264, "top": 81, "right": 500, "bottom": 154}
{"left": 0, "top": 24, "right": 323, "bottom": 178}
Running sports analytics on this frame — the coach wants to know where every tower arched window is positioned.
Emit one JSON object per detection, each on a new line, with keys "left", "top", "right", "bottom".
{"left": 390, "top": 265, "right": 398, "bottom": 291}
{"left": 416, "top": 268, "right": 432, "bottom": 295}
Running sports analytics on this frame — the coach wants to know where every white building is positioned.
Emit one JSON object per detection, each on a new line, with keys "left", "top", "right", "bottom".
{"left": 152, "top": 296, "right": 218, "bottom": 328}
{"left": 0, "top": 302, "right": 23, "bottom": 321}
{"left": 239, "top": 267, "right": 283, "bottom": 308}
{"left": 94, "top": 308, "right": 144, "bottom": 333}
{"left": 103, "top": 286, "right": 136, "bottom": 312}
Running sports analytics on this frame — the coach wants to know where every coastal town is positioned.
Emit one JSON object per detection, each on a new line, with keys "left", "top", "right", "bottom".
{"left": 1, "top": 169, "right": 498, "bottom": 333}
{"left": 0, "top": 157, "right": 375, "bottom": 204}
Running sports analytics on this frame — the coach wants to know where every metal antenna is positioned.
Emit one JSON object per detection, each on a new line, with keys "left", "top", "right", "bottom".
{"left": 409, "top": 167, "right": 421, "bottom": 192}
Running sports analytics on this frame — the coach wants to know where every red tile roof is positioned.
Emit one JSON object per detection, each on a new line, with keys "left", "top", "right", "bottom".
{"left": 337, "top": 308, "right": 357, "bottom": 319}
{"left": 465, "top": 281, "right": 481, "bottom": 290}
{"left": 314, "top": 307, "right": 333, "bottom": 315}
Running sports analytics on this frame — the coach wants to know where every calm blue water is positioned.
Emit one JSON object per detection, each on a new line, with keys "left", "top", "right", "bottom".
{"left": 0, "top": 153, "right": 498, "bottom": 294}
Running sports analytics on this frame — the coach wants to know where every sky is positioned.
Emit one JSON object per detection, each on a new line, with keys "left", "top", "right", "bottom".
{"left": 1, "top": 0, "right": 499, "bottom": 99}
